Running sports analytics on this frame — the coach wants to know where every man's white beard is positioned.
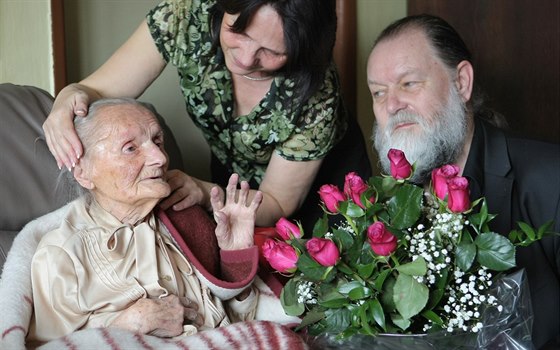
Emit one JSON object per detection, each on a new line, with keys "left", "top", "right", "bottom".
{"left": 373, "top": 85, "right": 467, "bottom": 184}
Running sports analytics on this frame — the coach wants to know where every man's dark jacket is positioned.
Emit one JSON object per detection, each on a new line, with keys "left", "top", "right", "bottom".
{"left": 463, "top": 118, "right": 560, "bottom": 349}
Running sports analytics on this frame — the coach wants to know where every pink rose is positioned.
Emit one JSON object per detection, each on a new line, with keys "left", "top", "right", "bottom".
{"left": 262, "top": 239, "right": 298, "bottom": 273}
{"left": 431, "top": 165, "right": 461, "bottom": 200}
{"left": 318, "top": 184, "right": 346, "bottom": 212}
{"left": 306, "top": 238, "right": 340, "bottom": 267}
{"left": 447, "top": 176, "right": 471, "bottom": 213}
{"left": 275, "top": 217, "right": 301, "bottom": 240}
{"left": 344, "top": 172, "right": 373, "bottom": 208}
{"left": 367, "top": 222, "right": 397, "bottom": 256}
{"left": 388, "top": 149, "right": 412, "bottom": 180}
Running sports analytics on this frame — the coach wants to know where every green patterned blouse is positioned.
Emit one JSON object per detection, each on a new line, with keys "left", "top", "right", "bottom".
{"left": 147, "top": 0, "right": 347, "bottom": 184}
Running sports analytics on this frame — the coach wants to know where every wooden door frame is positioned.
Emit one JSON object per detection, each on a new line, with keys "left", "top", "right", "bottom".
{"left": 51, "top": 0, "right": 66, "bottom": 94}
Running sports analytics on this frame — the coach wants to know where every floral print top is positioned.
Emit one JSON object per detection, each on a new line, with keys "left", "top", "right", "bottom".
{"left": 147, "top": 0, "right": 347, "bottom": 184}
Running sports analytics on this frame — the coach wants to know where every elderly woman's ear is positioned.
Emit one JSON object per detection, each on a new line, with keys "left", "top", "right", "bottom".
{"left": 73, "top": 164, "right": 95, "bottom": 190}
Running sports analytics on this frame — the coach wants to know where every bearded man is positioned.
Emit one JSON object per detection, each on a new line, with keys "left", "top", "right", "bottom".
{"left": 367, "top": 14, "right": 559, "bottom": 350}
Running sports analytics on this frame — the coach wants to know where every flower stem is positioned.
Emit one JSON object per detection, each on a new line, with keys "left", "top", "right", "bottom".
{"left": 342, "top": 213, "right": 359, "bottom": 237}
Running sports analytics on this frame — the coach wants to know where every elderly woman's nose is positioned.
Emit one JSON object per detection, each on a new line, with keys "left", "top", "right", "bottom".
{"left": 146, "top": 142, "right": 167, "bottom": 166}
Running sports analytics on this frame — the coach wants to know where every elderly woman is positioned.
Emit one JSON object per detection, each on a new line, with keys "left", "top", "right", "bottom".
{"left": 26, "top": 98, "right": 267, "bottom": 343}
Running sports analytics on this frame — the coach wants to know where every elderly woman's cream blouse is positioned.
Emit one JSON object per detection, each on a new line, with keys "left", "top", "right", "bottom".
{"left": 27, "top": 197, "right": 257, "bottom": 342}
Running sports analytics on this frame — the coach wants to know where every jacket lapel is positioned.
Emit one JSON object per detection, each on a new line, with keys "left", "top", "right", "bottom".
{"left": 479, "top": 120, "right": 514, "bottom": 233}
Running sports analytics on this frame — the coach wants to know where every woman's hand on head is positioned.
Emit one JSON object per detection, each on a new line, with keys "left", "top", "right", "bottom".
{"left": 211, "top": 173, "right": 263, "bottom": 250}
{"left": 109, "top": 295, "right": 202, "bottom": 337}
{"left": 43, "top": 83, "right": 100, "bottom": 171}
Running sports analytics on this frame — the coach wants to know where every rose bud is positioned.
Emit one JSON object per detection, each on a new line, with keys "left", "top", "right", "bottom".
{"left": 344, "top": 172, "right": 373, "bottom": 208}
{"left": 367, "top": 222, "right": 397, "bottom": 256}
{"left": 306, "top": 238, "right": 340, "bottom": 267}
{"left": 447, "top": 176, "right": 471, "bottom": 213}
{"left": 318, "top": 184, "right": 346, "bottom": 212}
{"left": 431, "top": 164, "right": 460, "bottom": 200}
{"left": 262, "top": 239, "right": 298, "bottom": 273}
{"left": 388, "top": 149, "right": 412, "bottom": 180}
{"left": 275, "top": 217, "right": 301, "bottom": 240}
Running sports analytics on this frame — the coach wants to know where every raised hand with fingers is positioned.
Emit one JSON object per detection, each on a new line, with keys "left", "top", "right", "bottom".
{"left": 210, "top": 173, "right": 263, "bottom": 250}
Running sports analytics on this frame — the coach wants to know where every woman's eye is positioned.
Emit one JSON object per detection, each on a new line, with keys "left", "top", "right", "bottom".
{"left": 123, "top": 145, "right": 136, "bottom": 153}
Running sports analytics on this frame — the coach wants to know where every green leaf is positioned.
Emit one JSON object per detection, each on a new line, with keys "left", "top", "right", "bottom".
{"left": 348, "top": 286, "right": 372, "bottom": 300}
{"left": 358, "top": 305, "right": 376, "bottom": 335}
{"left": 280, "top": 279, "right": 305, "bottom": 316}
{"left": 297, "top": 254, "right": 329, "bottom": 281}
{"left": 357, "top": 263, "right": 375, "bottom": 279}
{"left": 338, "top": 281, "right": 364, "bottom": 295}
{"left": 475, "top": 232, "right": 516, "bottom": 271}
{"left": 376, "top": 176, "right": 398, "bottom": 195}
{"left": 426, "top": 268, "right": 448, "bottom": 309}
{"left": 536, "top": 220, "right": 555, "bottom": 239}
{"left": 508, "top": 229, "right": 521, "bottom": 244}
{"left": 374, "top": 268, "right": 392, "bottom": 291}
{"left": 319, "top": 288, "right": 348, "bottom": 308}
{"left": 333, "top": 227, "right": 355, "bottom": 251}
{"left": 323, "top": 308, "right": 352, "bottom": 333}
{"left": 393, "top": 274, "right": 429, "bottom": 319}
{"left": 517, "top": 221, "right": 536, "bottom": 241}
{"left": 387, "top": 184, "right": 423, "bottom": 229}
{"left": 344, "top": 202, "right": 366, "bottom": 218}
{"left": 369, "top": 298, "right": 386, "bottom": 331}
{"left": 395, "top": 257, "right": 427, "bottom": 276}
{"left": 380, "top": 276, "right": 396, "bottom": 311}
{"left": 455, "top": 241, "right": 476, "bottom": 271}
{"left": 391, "top": 313, "right": 411, "bottom": 331}
{"left": 312, "top": 214, "right": 329, "bottom": 237}
{"left": 421, "top": 310, "right": 443, "bottom": 326}
{"left": 337, "top": 262, "right": 354, "bottom": 275}
{"left": 297, "top": 308, "right": 325, "bottom": 329}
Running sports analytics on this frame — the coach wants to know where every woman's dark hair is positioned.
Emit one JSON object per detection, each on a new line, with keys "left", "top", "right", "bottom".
{"left": 373, "top": 14, "right": 507, "bottom": 128}
{"left": 209, "top": 0, "right": 337, "bottom": 104}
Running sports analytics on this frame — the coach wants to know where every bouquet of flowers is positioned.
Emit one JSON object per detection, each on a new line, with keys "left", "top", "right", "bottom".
{"left": 262, "top": 149, "right": 554, "bottom": 346}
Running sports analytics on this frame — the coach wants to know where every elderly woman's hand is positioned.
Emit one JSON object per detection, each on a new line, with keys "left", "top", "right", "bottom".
{"left": 210, "top": 173, "right": 263, "bottom": 250}
{"left": 109, "top": 295, "right": 202, "bottom": 337}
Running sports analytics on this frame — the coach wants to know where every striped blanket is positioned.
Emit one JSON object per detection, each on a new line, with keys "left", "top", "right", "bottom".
{"left": 0, "top": 203, "right": 306, "bottom": 350}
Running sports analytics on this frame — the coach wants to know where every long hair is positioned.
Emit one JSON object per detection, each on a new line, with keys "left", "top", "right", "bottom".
{"left": 373, "top": 14, "right": 507, "bottom": 128}
{"left": 209, "top": 0, "right": 337, "bottom": 104}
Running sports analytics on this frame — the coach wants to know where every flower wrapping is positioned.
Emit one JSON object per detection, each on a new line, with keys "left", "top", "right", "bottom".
{"left": 263, "top": 149, "right": 556, "bottom": 348}
{"left": 307, "top": 270, "right": 534, "bottom": 349}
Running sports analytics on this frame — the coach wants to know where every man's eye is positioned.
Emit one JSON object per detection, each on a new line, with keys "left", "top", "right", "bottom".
{"left": 123, "top": 145, "right": 136, "bottom": 153}
{"left": 372, "top": 90, "right": 385, "bottom": 99}
{"left": 403, "top": 81, "right": 418, "bottom": 88}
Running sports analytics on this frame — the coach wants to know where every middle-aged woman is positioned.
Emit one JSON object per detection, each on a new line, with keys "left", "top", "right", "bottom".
{"left": 42, "top": 0, "right": 372, "bottom": 232}
{"left": 26, "top": 98, "right": 299, "bottom": 344}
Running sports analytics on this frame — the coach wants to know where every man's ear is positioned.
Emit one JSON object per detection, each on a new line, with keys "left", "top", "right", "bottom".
{"left": 73, "top": 163, "right": 94, "bottom": 190}
{"left": 455, "top": 60, "right": 474, "bottom": 102}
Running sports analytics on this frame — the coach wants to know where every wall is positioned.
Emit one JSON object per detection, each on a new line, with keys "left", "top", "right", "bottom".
{"left": 64, "top": 0, "right": 407, "bottom": 180}
{"left": 0, "top": 0, "right": 54, "bottom": 94}
{"left": 64, "top": 0, "right": 209, "bottom": 179}
{"left": 356, "top": 0, "right": 406, "bottom": 171}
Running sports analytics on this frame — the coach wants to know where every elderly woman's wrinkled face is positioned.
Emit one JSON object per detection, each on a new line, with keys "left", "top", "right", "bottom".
{"left": 82, "top": 104, "right": 170, "bottom": 208}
